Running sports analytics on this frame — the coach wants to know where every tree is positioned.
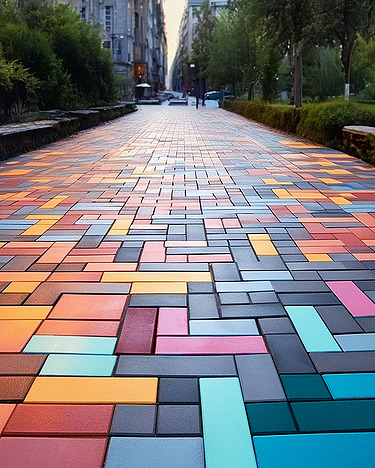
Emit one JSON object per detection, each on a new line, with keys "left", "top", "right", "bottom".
{"left": 314, "top": 0, "right": 375, "bottom": 100}
{"left": 191, "top": 0, "right": 216, "bottom": 104}
{"left": 250, "top": 0, "right": 314, "bottom": 107}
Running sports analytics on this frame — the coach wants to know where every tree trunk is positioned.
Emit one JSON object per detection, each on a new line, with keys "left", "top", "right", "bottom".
{"left": 341, "top": 40, "right": 352, "bottom": 101}
{"left": 202, "top": 78, "right": 206, "bottom": 106}
{"left": 195, "top": 79, "right": 199, "bottom": 109}
{"left": 248, "top": 86, "right": 254, "bottom": 101}
{"left": 293, "top": 46, "right": 303, "bottom": 108}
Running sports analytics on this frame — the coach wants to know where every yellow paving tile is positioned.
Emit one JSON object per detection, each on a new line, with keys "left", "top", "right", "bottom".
{"left": 0, "top": 306, "right": 52, "bottom": 320}
{"left": 102, "top": 272, "right": 212, "bottom": 283}
{"left": 25, "top": 377, "right": 158, "bottom": 404}
{"left": 248, "top": 234, "right": 278, "bottom": 256}
{"left": 40, "top": 196, "right": 69, "bottom": 209}
{"left": 131, "top": 282, "right": 187, "bottom": 294}
{"left": 330, "top": 197, "right": 352, "bottom": 205}
{"left": 326, "top": 169, "right": 352, "bottom": 175}
{"left": 319, "top": 178, "right": 342, "bottom": 184}
{"left": 305, "top": 254, "right": 332, "bottom": 262}
{"left": 248, "top": 234, "right": 271, "bottom": 241}
{"left": 262, "top": 178, "right": 293, "bottom": 185}
{"left": 3, "top": 282, "right": 41, "bottom": 293}
{"left": 272, "top": 189, "right": 294, "bottom": 199}
{"left": 2, "top": 169, "right": 32, "bottom": 176}
{"left": 21, "top": 221, "right": 57, "bottom": 236}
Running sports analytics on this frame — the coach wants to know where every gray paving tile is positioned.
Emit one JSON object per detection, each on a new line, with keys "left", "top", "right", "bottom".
{"left": 356, "top": 317, "right": 375, "bottom": 332}
{"left": 319, "top": 270, "right": 375, "bottom": 280}
{"left": 219, "top": 293, "right": 250, "bottom": 305}
{"left": 265, "top": 334, "right": 316, "bottom": 374}
{"left": 316, "top": 305, "right": 363, "bottom": 334}
{"left": 116, "top": 355, "right": 237, "bottom": 377}
{"left": 212, "top": 263, "right": 241, "bottom": 281}
{"left": 249, "top": 291, "right": 278, "bottom": 303}
{"left": 157, "top": 405, "right": 201, "bottom": 436}
{"left": 110, "top": 405, "right": 156, "bottom": 435}
{"left": 188, "top": 283, "right": 214, "bottom": 293}
{"left": 310, "top": 351, "right": 375, "bottom": 373}
{"left": 258, "top": 318, "right": 295, "bottom": 335}
{"left": 236, "top": 354, "right": 286, "bottom": 402}
{"left": 105, "top": 437, "right": 204, "bottom": 468}
{"left": 272, "top": 281, "right": 330, "bottom": 293}
{"left": 115, "top": 247, "right": 141, "bottom": 263}
{"left": 129, "top": 294, "right": 187, "bottom": 308}
{"left": 188, "top": 294, "right": 219, "bottom": 318}
{"left": 278, "top": 293, "right": 340, "bottom": 306}
{"left": 158, "top": 378, "right": 200, "bottom": 404}
{"left": 221, "top": 303, "right": 286, "bottom": 318}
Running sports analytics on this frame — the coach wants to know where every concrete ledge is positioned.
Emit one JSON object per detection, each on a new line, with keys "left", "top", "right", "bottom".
{"left": 169, "top": 99, "right": 188, "bottom": 106}
{"left": 343, "top": 126, "right": 375, "bottom": 165}
{"left": 0, "top": 103, "right": 137, "bottom": 161}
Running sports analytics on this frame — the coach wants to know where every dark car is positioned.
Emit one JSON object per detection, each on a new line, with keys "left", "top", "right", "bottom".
{"left": 204, "top": 91, "right": 233, "bottom": 101}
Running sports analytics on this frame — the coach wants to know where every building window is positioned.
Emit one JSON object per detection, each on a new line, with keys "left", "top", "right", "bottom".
{"left": 81, "top": 6, "right": 87, "bottom": 22}
{"left": 105, "top": 6, "right": 113, "bottom": 34}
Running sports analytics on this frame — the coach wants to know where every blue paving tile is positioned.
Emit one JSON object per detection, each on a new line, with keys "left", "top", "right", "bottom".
{"left": 286, "top": 306, "right": 341, "bottom": 352}
{"left": 334, "top": 333, "right": 375, "bottom": 351}
{"left": 200, "top": 377, "right": 257, "bottom": 468}
{"left": 253, "top": 433, "right": 375, "bottom": 468}
{"left": 40, "top": 354, "right": 117, "bottom": 376}
{"left": 189, "top": 319, "right": 258, "bottom": 335}
{"left": 105, "top": 437, "right": 204, "bottom": 468}
{"left": 323, "top": 373, "right": 375, "bottom": 399}
{"left": 23, "top": 336, "right": 116, "bottom": 355}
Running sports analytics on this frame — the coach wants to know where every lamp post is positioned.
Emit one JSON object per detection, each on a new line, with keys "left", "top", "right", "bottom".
{"left": 190, "top": 63, "right": 198, "bottom": 109}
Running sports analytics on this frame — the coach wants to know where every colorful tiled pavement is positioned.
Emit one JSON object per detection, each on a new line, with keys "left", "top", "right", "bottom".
{"left": 1, "top": 106, "right": 375, "bottom": 467}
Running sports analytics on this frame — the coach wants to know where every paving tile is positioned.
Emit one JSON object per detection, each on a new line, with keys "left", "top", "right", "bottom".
{"left": 291, "top": 400, "right": 375, "bottom": 432}
{"left": 315, "top": 305, "right": 363, "bottom": 334}
{"left": 110, "top": 405, "right": 156, "bottom": 435}
{"left": 116, "top": 355, "right": 237, "bottom": 377}
{"left": 40, "top": 354, "right": 116, "bottom": 376}
{"left": 0, "top": 377, "right": 35, "bottom": 401}
{"left": 311, "top": 351, "right": 375, "bottom": 372}
{"left": 0, "top": 320, "right": 42, "bottom": 352}
{"left": 189, "top": 318, "right": 258, "bottom": 335}
{"left": 36, "top": 320, "right": 120, "bottom": 336}
{"left": 157, "top": 405, "right": 201, "bottom": 436}
{"left": 327, "top": 281, "right": 375, "bottom": 316}
{"left": 116, "top": 308, "right": 157, "bottom": 354}
{"left": 25, "top": 377, "right": 158, "bottom": 403}
{"left": 356, "top": 317, "right": 375, "bottom": 332}
{"left": 253, "top": 433, "right": 375, "bottom": 468}
{"left": 285, "top": 306, "right": 341, "bottom": 352}
{"left": 0, "top": 437, "right": 107, "bottom": 468}
{"left": 323, "top": 373, "right": 375, "bottom": 399}
{"left": 258, "top": 318, "right": 295, "bottom": 334}
{"left": 281, "top": 374, "right": 331, "bottom": 400}
{"left": 334, "top": 333, "right": 375, "bottom": 351}
{"left": 158, "top": 378, "right": 200, "bottom": 404}
{"left": 200, "top": 378, "right": 257, "bottom": 468}
{"left": 188, "top": 294, "right": 219, "bottom": 318}
{"left": 0, "top": 354, "right": 46, "bottom": 375}
{"left": 157, "top": 308, "right": 188, "bottom": 335}
{"left": 49, "top": 294, "right": 127, "bottom": 320}
{"left": 212, "top": 263, "right": 241, "bottom": 281}
{"left": 221, "top": 303, "right": 286, "bottom": 318}
{"left": 3, "top": 404, "right": 114, "bottom": 435}
{"left": 246, "top": 402, "right": 297, "bottom": 434}
{"left": 129, "top": 294, "right": 187, "bottom": 307}
{"left": 236, "top": 354, "right": 286, "bottom": 402}
{"left": 265, "top": 334, "right": 316, "bottom": 373}
{"left": 24, "top": 335, "right": 117, "bottom": 355}
{"left": 105, "top": 437, "right": 204, "bottom": 468}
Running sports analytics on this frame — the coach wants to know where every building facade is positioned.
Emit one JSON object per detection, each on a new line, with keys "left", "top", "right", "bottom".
{"left": 171, "top": 0, "right": 229, "bottom": 91}
{"left": 61, "top": 0, "right": 167, "bottom": 91}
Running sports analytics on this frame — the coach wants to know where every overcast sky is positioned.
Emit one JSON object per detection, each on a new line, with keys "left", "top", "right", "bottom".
{"left": 163, "top": 0, "right": 185, "bottom": 74}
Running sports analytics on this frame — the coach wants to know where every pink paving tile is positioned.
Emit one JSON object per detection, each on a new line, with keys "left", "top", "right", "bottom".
{"left": 115, "top": 308, "right": 157, "bottom": 354}
{"left": 155, "top": 336, "right": 267, "bottom": 355}
{"left": 166, "top": 255, "right": 188, "bottom": 262}
{"left": 46, "top": 272, "right": 102, "bottom": 282}
{"left": 84, "top": 263, "right": 137, "bottom": 271}
{"left": 139, "top": 241, "right": 165, "bottom": 262}
{"left": 3, "top": 404, "right": 114, "bottom": 435}
{"left": 157, "top": 308, "right": 188, "bottom": 336}
{"left": 188, "top": 254, "right": 233, "bottom": 263}
{"left": 49, "top": 294, "right": 127, "bottom": 320}
{"left": 0, "top": 437, "right": 107, "bottom": 468}
{"left": 327, "top": 281, "right": 375, "bottom": 317}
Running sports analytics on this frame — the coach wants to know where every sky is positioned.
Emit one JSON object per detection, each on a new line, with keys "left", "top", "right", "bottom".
{"left": 163, "top": 0, "right": 186, "bottom": 76}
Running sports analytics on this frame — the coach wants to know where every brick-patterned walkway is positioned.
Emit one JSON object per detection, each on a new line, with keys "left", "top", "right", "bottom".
{"left": 1, "top": 106, "right": 375, "bottom": 467}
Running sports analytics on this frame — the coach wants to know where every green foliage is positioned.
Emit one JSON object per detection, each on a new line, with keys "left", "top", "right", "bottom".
{"left": 114, "top": 74, "right": 134, "bottom": 101}
{"left": 0, "top": 0, "right": 115, "bottom": 118}
{"left": 191, "top": 0, "right": 216, "bottom": 79}
{"left": 224, "top": 99, "right": 375, "bottom": 151}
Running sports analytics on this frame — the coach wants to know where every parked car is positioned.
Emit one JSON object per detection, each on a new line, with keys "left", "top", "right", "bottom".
{"left": 204, "top": 91, "right": 234, "bottom": 101}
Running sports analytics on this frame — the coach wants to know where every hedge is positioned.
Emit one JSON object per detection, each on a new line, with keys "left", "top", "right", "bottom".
{"left": 223, "top": 100, "right": 375, "bottom": 154}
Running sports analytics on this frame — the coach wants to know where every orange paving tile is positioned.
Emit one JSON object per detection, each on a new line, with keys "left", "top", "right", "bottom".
{"left": 25, "top": 377, "right": 158, "bottom": 404}
{"left": 0, "top": 320, "right": 42, "bottom": 352}
{"left": 0, "top": 404, "right": 16, "bottom": 433}
{"left": 0, "top": 306, "right": 52, "bottom": 320}
{"left": 36, "top": 320, "right": 120, "bottom": 336}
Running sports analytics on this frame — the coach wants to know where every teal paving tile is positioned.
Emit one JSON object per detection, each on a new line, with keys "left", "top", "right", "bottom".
{"left": 291, "top": 400, "right": 375, "bottom": 432}
{"left": 199, "top": 377, "right": 257, "bottom": 468}
{"left": 40, "top": 354, "right": 117, "bottom": 376}
{"left": 285, "top": 306, "right": 341, "bottom": 352}
{"left": 334, "top": 333, "right": 375, "bottom": 351}
{"left": 104, "top": 437, "right": 204, "bottom": 468}
{"left": 253, "top": 432, "right": 375, "bottom": 468}
{"left": 246, "top": 402, "right": 297, "bottom": 435}
{"left": 323, "top": 373, "right": 375, "bottom": 399}
{"left": 281, "top": 374, "right": 331, "bottom": 401}
{"left": 23, "top": 336, "right": 116, "bottom": 355}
